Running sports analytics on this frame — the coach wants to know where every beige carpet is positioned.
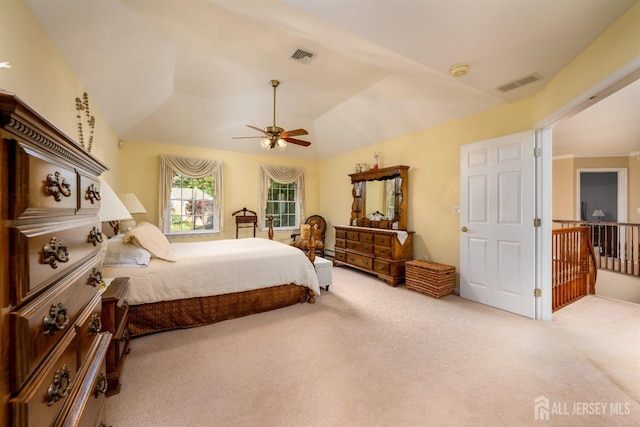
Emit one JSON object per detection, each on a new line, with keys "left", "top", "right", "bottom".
{"left": 106, "top": 267, "right": 640, "bottom": 426}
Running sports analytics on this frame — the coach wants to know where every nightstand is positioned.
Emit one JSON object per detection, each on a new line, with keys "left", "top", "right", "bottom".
{"left": 102, "top": 277, "right": 131, "bottom": 396}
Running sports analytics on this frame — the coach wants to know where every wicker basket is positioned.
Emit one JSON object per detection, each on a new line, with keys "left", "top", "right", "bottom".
{"left": 406, "top": 260, "right": 456, "bottom": 298}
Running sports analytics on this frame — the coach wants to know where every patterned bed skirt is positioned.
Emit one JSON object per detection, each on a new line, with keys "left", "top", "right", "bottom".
{"left": 128, "top": 284, "right": 312, "bottom": 337}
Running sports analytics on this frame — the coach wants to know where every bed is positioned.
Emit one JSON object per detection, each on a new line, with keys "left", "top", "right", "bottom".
{"left": 100, "top": 221, "right": 320, "bottom": 337}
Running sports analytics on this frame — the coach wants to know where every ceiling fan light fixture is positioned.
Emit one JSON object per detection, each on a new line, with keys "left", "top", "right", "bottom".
{"left": 277, "top": 139, "right": 287, "bottom": 151}
{"left": 260, "top": 138, "right": 272, "bottom": 150}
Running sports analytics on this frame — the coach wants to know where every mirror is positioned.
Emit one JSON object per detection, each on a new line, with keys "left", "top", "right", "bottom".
{"left": 349, "top": 165, "right": 409, "bottom": 230}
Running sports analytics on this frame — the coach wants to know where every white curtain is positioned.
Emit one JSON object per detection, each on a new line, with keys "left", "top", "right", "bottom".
{"left": 259, "top": 164, "right": 305, "bottom": 230}
{"left": 160, "top": 155, "right": 224, "bottom": 231}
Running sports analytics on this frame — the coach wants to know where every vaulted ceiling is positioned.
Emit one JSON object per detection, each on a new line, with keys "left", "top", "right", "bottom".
{"left": 25, "top": 0, "right": 639, "bottom": 160}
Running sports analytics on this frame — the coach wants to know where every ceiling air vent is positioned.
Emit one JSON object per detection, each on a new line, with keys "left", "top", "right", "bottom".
{"left": 496, "top": 73, "right": 544, "bottom": 93}
{"left": 290, "top": 48, "right": 315, "bottom": 65}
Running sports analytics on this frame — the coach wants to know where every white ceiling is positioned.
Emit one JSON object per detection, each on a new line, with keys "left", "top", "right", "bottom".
{"left": 25, "top": 0, "right": 640, "bottom": 160}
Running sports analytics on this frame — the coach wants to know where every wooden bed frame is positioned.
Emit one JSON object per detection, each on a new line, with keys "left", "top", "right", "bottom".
{"left": 127, "top": 216, "right": 317, "bottom": 337}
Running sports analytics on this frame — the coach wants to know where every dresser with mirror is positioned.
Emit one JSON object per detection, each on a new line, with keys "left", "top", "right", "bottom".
{"left": 334, "top": 165, "right": 414, "bottom": 286}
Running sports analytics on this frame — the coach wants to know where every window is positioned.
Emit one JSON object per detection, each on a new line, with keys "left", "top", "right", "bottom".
{"left": 265, "top": 180, "right": 297, "bottom": 229}
{"left": 169, "top": 174, "right": 218, "bottom": 234}
{"left": 259, "top": 164, "right": 305, "bottom": 231}
{"left": 160, "top": 155, "right": 223, "bottom": 236}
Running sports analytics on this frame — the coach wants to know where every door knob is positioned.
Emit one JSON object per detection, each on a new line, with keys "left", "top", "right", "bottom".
{"left": 461, "top": 226, "right": 468, "bottom": 232}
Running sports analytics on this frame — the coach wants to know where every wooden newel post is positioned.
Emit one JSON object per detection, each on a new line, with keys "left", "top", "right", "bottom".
{"left": 268, "top": 215, "right": 274, "bottom": 240}
{"left": 308, "top": 220, "right": 316, "bottom": 265}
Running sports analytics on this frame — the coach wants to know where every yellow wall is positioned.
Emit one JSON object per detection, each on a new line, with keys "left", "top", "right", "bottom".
{"left": 117, "top": 141, "right": 319, "bottom": 243}
{"left": 630, "top": 154, "right": 640, "bottom": 223}
{"left": 552, "top": 157, "right": 575, "bottom": 224}
{"left": 0, "top": 0, "right": 121, "bottom": 184}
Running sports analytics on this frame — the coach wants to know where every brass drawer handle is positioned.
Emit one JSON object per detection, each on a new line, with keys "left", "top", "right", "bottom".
{"left": 47, "top": 364, "right": 72, "bottom": 406}
{"left": 363, "top": 259, "right": 369, "bottom": 266}
{"left": 89, "top": 268, "right": 105, "bottom": 288}
{"left": 88, "top": 312, "right": 102, "bottom": 335}
{"left": 85, "top": 183, "right": 101, "bottom": 204}
{"left": 43, "top": 237, "right": 69, "bottom": 268}
{"left": 94, "top": 372, "right": 108, "bottom": 397}
{"left": 44, "top": 302, "right": 69, "bottom": 335}
{"left": 378, "top": 248, "right": 387, "bottom": 254}
{"left": 349, "top": 256, "right": 355, "bottom": 262}
{"left": 46, "top": 171, "right": 72, "bottom": 201}
{"left": 377, "top": 263, "right": 385, "bottom": 271}
{"left": 88, "top": 226, "right": 103, "bottom": 246}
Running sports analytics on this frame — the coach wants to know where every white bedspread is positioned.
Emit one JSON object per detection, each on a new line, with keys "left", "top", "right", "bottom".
{"left": 101, "top": 238, "right": 320, "bottom": 305}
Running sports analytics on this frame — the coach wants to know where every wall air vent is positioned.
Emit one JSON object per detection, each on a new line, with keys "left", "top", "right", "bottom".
{"left": 496, "top": 73, "right": 544, "bottom": 93}
{"left": 290, "top": 48, "right": 315, "bottom": 65}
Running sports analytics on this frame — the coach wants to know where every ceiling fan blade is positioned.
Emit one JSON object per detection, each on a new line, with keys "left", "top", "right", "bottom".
{"left": 281, "top": 128, "right": 308, "bottom": 138}
{"left": 232, "top": 136, "right": 265, "bottom": 139}
{"left": 284, "top": 137, "right": 311, "bottom": 147}
{"left": 246, "top": 124, "right": 267, "bottom": 134}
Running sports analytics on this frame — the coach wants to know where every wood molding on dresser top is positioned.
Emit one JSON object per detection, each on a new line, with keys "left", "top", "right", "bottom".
{"left": 1, "top": 90, "right": 111, "bottom": 426}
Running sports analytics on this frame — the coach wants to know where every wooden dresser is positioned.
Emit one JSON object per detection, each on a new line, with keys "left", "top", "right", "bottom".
{"left": 0, "top": 91, "right": 111, "bottom": 426}
{"left": 333, "top": 165, "right": 414, "bottom": 286}
{"left": 334, "top": 226, "right": 414, "bottom": 286}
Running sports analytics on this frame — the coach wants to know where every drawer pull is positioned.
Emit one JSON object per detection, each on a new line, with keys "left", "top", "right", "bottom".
{"left": 377, "top": 264, "right": 385, "bottom": 271}
{"left": 44, "top": 302, "right": 69, "bottom": 335}
{"left": 45, "top": 171, "right": 72, "bottom": 201}
{"left": 43, "top": 237, "right": 69, "bottom": 268}
{"left": 85, "top": 183, "right": 101, "bottom": 204}
{"left": 47, "top": 364, "right": 72, "bottom": 406}
{"left": 363, "top": 259, "right": 369, "bottom": 266}
{"left": 88, "top": 226, "right": 103, "bottom": 246}
{"left": 88, "top": 312, "right": 102, "bottom": 335}
{"left": 89, "top": 268, "right": 105, "bottom": 288}
{"left": 94, "top": 372, "right": 108, "bottom": 397}
{"left": 349, "top": 256, "right": 355, "bottom": 262}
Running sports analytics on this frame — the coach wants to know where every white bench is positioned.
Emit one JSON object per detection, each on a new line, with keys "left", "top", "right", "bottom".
{"left": 314, "top": 256, "right": 333, "bottom": 291}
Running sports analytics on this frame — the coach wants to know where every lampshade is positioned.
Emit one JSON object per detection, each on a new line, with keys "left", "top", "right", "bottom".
{"left": 120, "top": 192, "right": 147, "bottom": 214}
{"left": 99, "top": 178, "right": 132, "bottom": 222}
{"left": 592, "top": 209, "right": 605, "bottom": 218}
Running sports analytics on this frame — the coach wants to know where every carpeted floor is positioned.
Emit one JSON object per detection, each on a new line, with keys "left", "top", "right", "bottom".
{"left": 106, "top": 267, "right": 640, "bottom": 426}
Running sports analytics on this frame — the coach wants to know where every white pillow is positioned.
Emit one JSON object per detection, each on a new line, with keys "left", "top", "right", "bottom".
{"left": 103, "top": 235, "right": 151, "bottom": 267}
{"left": 123, "top": 221, "right": 177, "bottom": 262}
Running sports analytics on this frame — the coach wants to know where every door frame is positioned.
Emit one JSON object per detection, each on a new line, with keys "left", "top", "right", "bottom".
{"left": 535, "top": 58, "right": 640, "bottom": 320}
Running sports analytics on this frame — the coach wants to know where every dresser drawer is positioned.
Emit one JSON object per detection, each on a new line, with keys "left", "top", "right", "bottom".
{"left": 374, "top": 234, "right": 392, "bottom": 246}
{"left": 11, "top": 329, "right": 79, "bottom": 427}
{"left": 335, "top": 238, "right": 346, "bottom": 249}
{"left": 335, "top": 229, "right": 346, "bottom": 239}
{"left": 346, "top": 240, "right": 373, "bottom": 254}
{"left": 334, "top": 249, "right": 346, "bottom": 262}
{"left": 373, "top": 259, "right": 391, "bottom": 275}
{"left": 10, "top": 217, "right": 102, "bottom": 306}
{"left": 9, "top": 140, "right": 78, "bottom": 220}
{"left": 374, "top": 245, "right": 393, "bottom": 259}
{"left": 75, "top": 293, "right": 104, "bottom": 372}
{"left": 55, "top": 333, "right": 111, "bottom": 427}
{"left": 346, "top": 252, "right": 373, "bottom": 271}
{"left": 11, "top": 255, "right": 104, "bottom": 391}
{"left": 359, "top": 232, "right": 373, "bottom": 244}
{"left": 346, "top": 231, "right": 359, "bottom": 241}
{"left": 77, "top": 171, "right": 101, "bottom": 216}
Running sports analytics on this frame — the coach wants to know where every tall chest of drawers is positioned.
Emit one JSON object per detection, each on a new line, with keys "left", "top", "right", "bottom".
{"left": 334, "top": 226, "right": 414, "bottom": 286}
{"left": 0, "top": 91, "right": 112, "bottom": 426}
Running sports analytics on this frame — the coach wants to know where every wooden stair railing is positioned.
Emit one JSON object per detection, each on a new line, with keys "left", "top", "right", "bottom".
{"left": 552, "top": 227, "right": 596, "bottom": 312}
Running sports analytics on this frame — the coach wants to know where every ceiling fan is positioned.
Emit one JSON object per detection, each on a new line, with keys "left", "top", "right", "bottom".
{"left": 233, "top": 80, "right": 311, "bottom": 150}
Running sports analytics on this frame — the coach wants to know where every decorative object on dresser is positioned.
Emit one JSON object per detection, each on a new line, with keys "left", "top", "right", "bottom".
{"left": 334, "top": 165, "right": 414, "bottom": 286}
{"left": 101, "top": 277, "right": 131, "bottom": 396}
{"left": 1, "top": 91, "right": 111, "bottom": 426}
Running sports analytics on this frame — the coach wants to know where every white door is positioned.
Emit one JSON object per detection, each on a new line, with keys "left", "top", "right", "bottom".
{"left": 460, "top": 131, "right": 535, "bottom": 318}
